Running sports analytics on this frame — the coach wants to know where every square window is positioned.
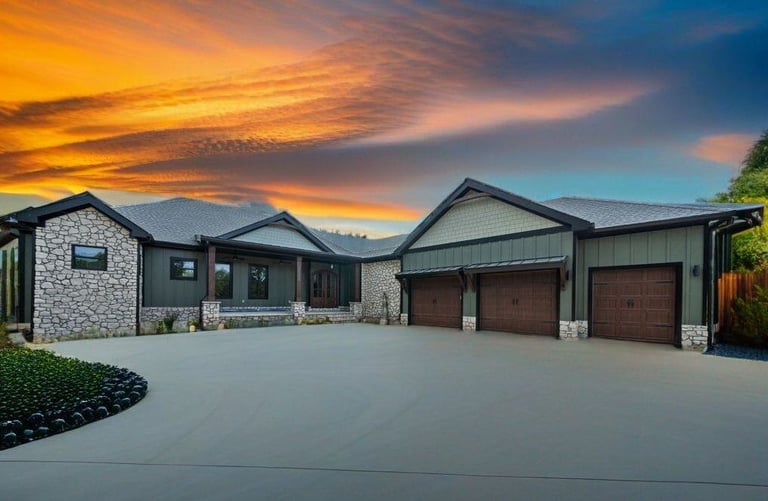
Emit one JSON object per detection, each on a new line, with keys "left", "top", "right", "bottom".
{"left": 248, "top": 265, "right": 269, "bottom": 300}
{"left": 170, "top": 257, "right": 197, "bottom": 280}
{"left": 72, "top": 245, "right": 107, "bottom": 271}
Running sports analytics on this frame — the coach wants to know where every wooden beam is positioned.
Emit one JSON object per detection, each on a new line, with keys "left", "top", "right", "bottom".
{"left": 295, "top": 256, "right": 303, "bottom": 301}
{"left": 206, "top": 244, "right": 216, "bottom": 300}
{"left": 353, "top": 262, "right": 361, "bottom": 302}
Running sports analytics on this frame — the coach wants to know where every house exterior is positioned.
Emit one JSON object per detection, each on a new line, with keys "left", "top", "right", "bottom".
{"left": 0, "top": 178, "right": 762, "bottom": 349}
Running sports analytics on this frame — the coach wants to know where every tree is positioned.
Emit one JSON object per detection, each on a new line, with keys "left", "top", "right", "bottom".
{"left": 712, "top": 129, "right": 768, "bottom": 271}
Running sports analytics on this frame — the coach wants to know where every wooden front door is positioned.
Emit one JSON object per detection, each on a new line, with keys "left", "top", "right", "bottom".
{"left": 311, "top": 269, "right": 338, "bottom": 308}
{"left": 478, "top": 270, "right": 558, "bottom": 336}
{"left": 591, "top": 266, "right": 677, "bottom": 344}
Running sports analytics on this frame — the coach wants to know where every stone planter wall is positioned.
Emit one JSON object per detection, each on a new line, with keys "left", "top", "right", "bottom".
{"left": 682, "top": 324, "right": 708, "bottom": 350}
{"left": 139, "top": 306, "right": 199, "bottom": 334}
{"left": 559, "top": 320, "right": 588, "bottom": 340}
{"left": 361, "top": 260, "right": 401, "bottom": 322}
{"left": 33, "top": 207, "right": 139, "bottom": 342}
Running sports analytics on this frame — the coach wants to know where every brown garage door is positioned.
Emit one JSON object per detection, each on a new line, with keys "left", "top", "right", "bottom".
{"left": 411, "top": 276, "right": 462, "bottom": 328}
{"left": 478, "top": 270, "right": 558, "bottom": 336}
{"left": 591, "top": 266, "right": 677, "bottom": 344}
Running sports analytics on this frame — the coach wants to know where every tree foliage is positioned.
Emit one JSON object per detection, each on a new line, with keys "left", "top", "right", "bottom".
{"left": 712, "top": 130, "right": 768, "bottom": 271}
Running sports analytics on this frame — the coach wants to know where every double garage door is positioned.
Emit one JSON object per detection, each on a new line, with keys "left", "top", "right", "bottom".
{"left": 410, "top": 270, "right": 558, "bottom": 336}
{"left": 591, "top": 266, "right": 677, "bottom": 344}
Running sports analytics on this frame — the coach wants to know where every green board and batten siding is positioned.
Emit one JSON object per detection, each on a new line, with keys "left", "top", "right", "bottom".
{"left": 402, "top": 230, "right": 574, "bottom": 320}
{"left": 143, "top": 247, "right": 298, "bottom": 307}
{"left": 576, "top": 226, "right": 705, "bottom": 325}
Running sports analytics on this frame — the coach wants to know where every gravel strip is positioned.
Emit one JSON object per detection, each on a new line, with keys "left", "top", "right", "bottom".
{"left": 705, "top": 343, "right": 768, "bottom": 362}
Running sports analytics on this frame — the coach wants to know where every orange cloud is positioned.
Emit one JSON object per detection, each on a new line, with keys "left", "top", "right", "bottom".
{"left": 358, "top": 84, "right": 654, "bottom": 145}
{"left": 688, "top": 133, "right": 754, "bottom": 166}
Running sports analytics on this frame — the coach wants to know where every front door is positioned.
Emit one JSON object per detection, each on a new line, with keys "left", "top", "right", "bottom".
{"left": 311, "top": 269, "right": 338, "bottom": 308}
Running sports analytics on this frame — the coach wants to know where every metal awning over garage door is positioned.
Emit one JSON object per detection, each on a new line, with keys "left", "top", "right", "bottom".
{"left": 410, "top": 276, "right": 462, "bottom": 328}
{"left": 591, "top": 265, "right": 679, "bottom": 344}
{"left": 478, "top": 270, "right": 558, "bottom": 336}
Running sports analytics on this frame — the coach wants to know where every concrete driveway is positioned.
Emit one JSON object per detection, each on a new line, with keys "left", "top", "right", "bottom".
{"left": 1, "top": 324, "right": 767, "bottom": 500}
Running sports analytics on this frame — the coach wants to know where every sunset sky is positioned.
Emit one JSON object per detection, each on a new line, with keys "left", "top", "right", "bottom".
{"left": 1, "top": 1, "right": 767, "bottom": 237}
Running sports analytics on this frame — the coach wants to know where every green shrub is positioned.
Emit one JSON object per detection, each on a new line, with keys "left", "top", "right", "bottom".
{"left": 730, "top": 285, "right": 768, "bottom": 348}
{"left": 162, "top": 310, "right": 179, "bottom": 332}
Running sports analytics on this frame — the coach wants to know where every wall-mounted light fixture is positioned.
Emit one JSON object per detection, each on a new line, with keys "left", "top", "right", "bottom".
{"left": 691, "top": 265, "right": 701, "bottom": 277}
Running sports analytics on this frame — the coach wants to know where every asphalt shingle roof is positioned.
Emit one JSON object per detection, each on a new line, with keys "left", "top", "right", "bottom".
{"left": 542, "top": 197, "right": 762, "bottom": 230}
{"left": 115, "top": 197, "right": 406, "bottom": 257}
{"left": 115, "top": 198, "right": 276, "bottom": 246}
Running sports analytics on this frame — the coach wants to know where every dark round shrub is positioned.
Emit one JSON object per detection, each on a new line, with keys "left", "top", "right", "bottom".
{"left": 23, "top": 429, "right": 34, "bottom": 440}
{"left": 80, "top": 407, "right": 94, "bottom": 422}
{"left": 2, "top": 432, "right": 17, "bottom": 447}
{"left": 96, "top": 406, "right": 109, "bottom": 419}
{"left": 35, "top": 427, "right": 49, "bottom": 439}
{"left": 111, "top": 403, "right": 122, "bottom": 414}
{"left": 28, "top": 413, "right": 44, "bottom": 427}
{"left": 129, "top": 391, "right": 141, "bottom": 403}
{"left": 51, "top": 419, "right": 67, "bottom": 432}
{"left": 70, "top": 412, "right": 86, "bottom": 427}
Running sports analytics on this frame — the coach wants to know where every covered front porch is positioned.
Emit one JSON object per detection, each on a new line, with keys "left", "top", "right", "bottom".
{"left": 198, "top": 236, "right": 362, "bottom": 329}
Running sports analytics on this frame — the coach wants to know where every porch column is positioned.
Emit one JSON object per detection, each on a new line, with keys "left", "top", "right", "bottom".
{"left": 295, "top": 256, "right": 303, "bottom": 301}
{"left": 206, "top": 244, "right": 216, "bottom": 300}
{"left": 353, "top": 263, "right": 361, "bottom": 302}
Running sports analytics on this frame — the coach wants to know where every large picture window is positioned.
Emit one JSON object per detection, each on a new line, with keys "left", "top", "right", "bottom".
{"left": 215, "top": 263, "right": 232, "bottom": 299}
{"left": 72, "top": 245, "right": 107, "bottom": 271}
{"left": 248, "top": 265, "right": 269, "bottom": 300}
{"left": 170, "top": 257, "right": 197, "bottom": 280}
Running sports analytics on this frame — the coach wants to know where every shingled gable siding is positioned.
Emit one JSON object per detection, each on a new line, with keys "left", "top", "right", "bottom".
{"left": 410, "top": 196, "right": 560, "bottom": 249}
{"left": 234, "top": 225, "right": 321, "bottom": 251}
{"left": 361, "top": 260, "right": 401, "bottom": 321}
{"left": 33, "top": 207, "right": 139, "bottom": 342}
{"left": 576, "top": 226, "right": 705, "bottom": 326}
{"left": 402, "top": 230, "right": 574, "bottom": 321}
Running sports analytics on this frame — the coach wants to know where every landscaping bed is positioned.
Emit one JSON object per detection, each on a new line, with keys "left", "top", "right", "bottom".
{"left": 704, "top": 343, "right": 768, "bottom": 362}
{"left": 0, "top": 348, "right": 148, "bottom": 450}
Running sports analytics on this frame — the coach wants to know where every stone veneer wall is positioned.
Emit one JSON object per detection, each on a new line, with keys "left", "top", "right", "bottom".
{"left": 33, "top": 207, "right": 139, "bottom": 342}
{"left": 361, "top": 260, "right": 401, "bottom": 322}
{"left": 559, "top": 321, "right": 588, "bottom": 340}
{"left": 681, "top": 324, "right": 708, "bottom": 350}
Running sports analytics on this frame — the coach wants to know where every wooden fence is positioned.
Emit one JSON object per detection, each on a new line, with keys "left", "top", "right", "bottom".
{"left": 718, "top": 271, "right": 768, "bottom": 333}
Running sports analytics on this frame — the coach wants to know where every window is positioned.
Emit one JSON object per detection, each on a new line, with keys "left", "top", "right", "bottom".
{"left": 170, "top": 257, "right": 197, "bottom": 280}
{"left": 72, "top": 245, "right": 107, "bottom": 271}
{"left": 248, "top": 265, "right": 269, "bottom": 300}
{"left": 215, "top": 263, "right": 232, "bottom": 299}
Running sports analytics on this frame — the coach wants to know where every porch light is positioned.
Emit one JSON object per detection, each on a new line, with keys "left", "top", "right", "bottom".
{"left": 691, "top": 265, "right": 701, "bottom": 277}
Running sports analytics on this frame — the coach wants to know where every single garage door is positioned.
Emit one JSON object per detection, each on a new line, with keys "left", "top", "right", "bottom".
{"left": 478, "top": 270, "right": 558, "bottom": 336}
{"left": 591, "top": 266, "right": 677, "bottom": 344}
{"left": 410, "top": 276, "right": 462, "bottom": 328}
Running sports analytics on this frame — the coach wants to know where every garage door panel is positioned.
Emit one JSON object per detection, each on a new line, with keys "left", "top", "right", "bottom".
{"left": 479, "top": 270, "right": 557, "bottom": 336}
{"left": 592, "top": 266, "right": 676, "bottom": 344}
{"left": 411, "top": 277, "right": 462, "bottom": 328}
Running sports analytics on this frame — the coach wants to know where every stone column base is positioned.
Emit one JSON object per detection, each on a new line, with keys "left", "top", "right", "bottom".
{"left": 201, "top": 301, "right": 221, "bottom": 330}
{"left": 290, "top": 301, "right": 306, "bottom": 324}
{"left": 462, "top": 316, "right": 477, "bottom": 331}
{"left": 682, "top": 325, "right": 708, "bottom": 350}
{"left": 559, "top": 320, "right": 588, "bottom": 339}
{"left": 400, "top": 313, "right": 409, "bottom": 326}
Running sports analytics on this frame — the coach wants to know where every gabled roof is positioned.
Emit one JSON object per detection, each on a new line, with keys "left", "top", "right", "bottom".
{"left": 394, "top": 178, "right": 593, "bottom": 254}
{"left": 542, "top": 197, "right": 764, "bottom": 232}
{"left": 217, "top": 212, "right": 333, "bottom": 253}
{"left": 1, "top": 191, "right": 151, "bottom": 239}
{"left": 310, "top": 230, "right": 407, "bottom": 259}
{"left": 115, "top": 198, "right": 276, "bottom": 246}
